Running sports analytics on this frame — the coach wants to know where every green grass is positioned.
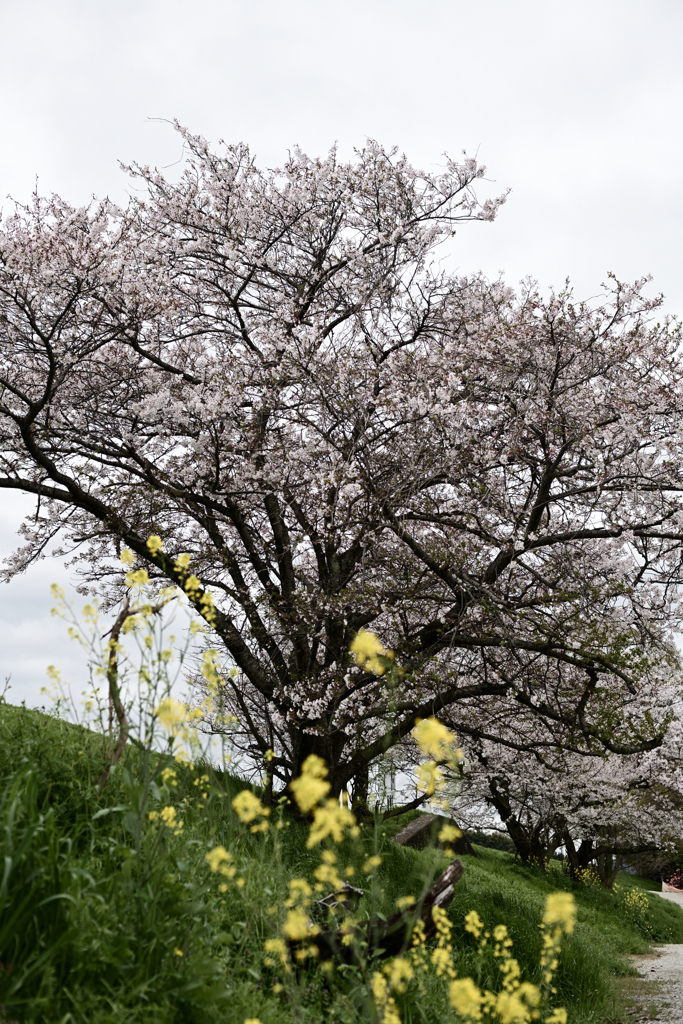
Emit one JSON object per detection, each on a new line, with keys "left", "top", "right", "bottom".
{"left": 612, "top": 871, "right": 661, "bottom": 892}
{"left": 1, "top": 701, "right": 682, "bottom": 1024}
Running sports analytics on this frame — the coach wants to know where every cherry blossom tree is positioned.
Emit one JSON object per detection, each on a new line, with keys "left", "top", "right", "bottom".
{"left": 1, "top": 125, "right": 683, "bottom": 801}
{"left": 452, "top": 716, "right": 683, "bottom": 881}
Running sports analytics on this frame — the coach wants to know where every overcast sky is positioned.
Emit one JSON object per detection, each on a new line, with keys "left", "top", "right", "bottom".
{"left": 1, "top": 0, "right": 682, "bottom": 706}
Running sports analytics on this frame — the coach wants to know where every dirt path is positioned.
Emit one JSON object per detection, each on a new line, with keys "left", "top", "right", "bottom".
{"left": 656, "top": 891, "right": 683, "bottom": 910}
{"left": 627, "top": 945, "right": 683, "bottom": 1022}
{"left": 619, "top": 892, "right": 683, "bottom": 1021}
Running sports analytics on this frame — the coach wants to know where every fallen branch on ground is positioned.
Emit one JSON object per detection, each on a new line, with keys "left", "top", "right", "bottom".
{"left": 288, "top": 857, "right": 464, "bottom": 964}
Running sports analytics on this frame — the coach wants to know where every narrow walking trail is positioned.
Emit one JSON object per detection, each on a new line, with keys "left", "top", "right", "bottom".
{"left": 627, "top": 893, "right": 683, "bottom": 1022}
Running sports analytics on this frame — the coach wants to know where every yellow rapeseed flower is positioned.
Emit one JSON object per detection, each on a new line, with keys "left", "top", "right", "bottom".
{"left": 155, "top": 697, "right": 186, "bottom": 732}
{"left": 160, "top": 805, "right": 181, "bottom": 831}
{"left": 290, "top": 754, "right": 331, "bottom": 813}
{"left": 464, "top": 910, "right": 484, "bottom": 940}
{"left": 350, "top": 628, "right": 388, "bottom": 675}
{"left": 205, "top": 845, "right": 236, "bottom": 879}
{"left": 146, "top": 535, "right": 163, "bottom": 555}
{"left": 313, "top": 862, "right": 344, "bottom": 891}
{"left": 383, "top": 956, "right": 414, "bottom": 993}
{"left": 200, "top": 649, "right": 221, "bottom": 685}
{"left": 149, "top": 805, "right": 183, "bottom": 835}
{"left": 125, "top": 568, "right": 150, "bottom": 587}
{"left": 363, "top": 854, "right": 383, "bottom": 873}
{"left": 82, "top": 603, "right": 98, "bottom": 625}
{"left": 285, "top": 878, "right": 312, "bottom": 907}
{"left": 431, "top": 946, "right": 453, "bottom": 978}
{"left": 281, "top": 907, "right": 318, "bottom": 942}
{"left": 494, "top": 989, "right": 535, "bottom": 1024}
{"left": 499, "top": 956, "right": 522, "bottom": 992}
{"left": 307, "top": 801, "right": 358, "bottom": 847}
{"left": 438, "top": 823, "right": 462, "bottom": 844}
{"left": 543, "top": 892, "right": 576, "bottom": 934}
{"left": 413, "top": 717, "right": 462, "bottom": 764}
{"left": 517, "top": 982, "right": 540, "bottom": 1007}
{"left": 545, "top": 1009, "right": 568, "bottom": 1024}
{"left": 232, "top": 790, "right": 271, "bottom": 825}
{"left": 395, "top": 895, "right": 416, "bottom": 910}
{"left": 371, "top": 971, "right": 402, "bottom": 1024}
{"left": 416, "top": 759, "right": 441, "bottom": 796}
{"left": 199, "top": 591, "right": 217, "bottom": 624}
{"left": 184, "top": 574, "right": 202, "bottom": 599}
{"left": 449, "top": 977, "right": 483, "bottom": 1019}
{"left": 264, "top": 935, "right": 290, "bottom": 972}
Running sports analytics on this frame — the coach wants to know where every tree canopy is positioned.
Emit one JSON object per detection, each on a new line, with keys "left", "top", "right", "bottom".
{"left": 1, "top": 127, "right": 683, "bottom": 799}
{"left": 452, "top": 722, "right": 683, "bottom": 874}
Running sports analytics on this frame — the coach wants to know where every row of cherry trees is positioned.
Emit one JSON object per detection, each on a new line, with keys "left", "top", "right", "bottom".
{"left": 2, "top": 127, "right": 683, "bottom": 872}
{"left": 448, "top": 723, "right": 683, "bottom": 882}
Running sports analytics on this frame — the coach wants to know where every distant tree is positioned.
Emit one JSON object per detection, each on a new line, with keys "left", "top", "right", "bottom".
{"left": 452, "top": 721, "right": 683, "bottom": 883}
{"left": 1, "top": 126, "right": 683, "bottom": 801}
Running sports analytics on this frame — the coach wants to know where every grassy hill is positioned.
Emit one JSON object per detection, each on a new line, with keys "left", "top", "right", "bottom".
{"left": 1, "top": 701, "right": 682, "bottom": 1024}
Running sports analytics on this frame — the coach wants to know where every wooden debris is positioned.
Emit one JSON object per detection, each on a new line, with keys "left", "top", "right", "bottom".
{"left": 312, "top": 883, "right": 365, "bottom": 918}
{"left": 288, "top": 857, "right": 464, "bottom": 965}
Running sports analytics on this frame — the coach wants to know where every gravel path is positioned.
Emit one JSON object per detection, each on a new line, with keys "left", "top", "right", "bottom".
{"left": 656, "top": 891, "right": 683, "bottom": 909}
{"left": 627, "top": 895, "right": 683, "bottom": 1022}
{"left": 628, "top": 945, "right": 683, "bottom": 1022}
